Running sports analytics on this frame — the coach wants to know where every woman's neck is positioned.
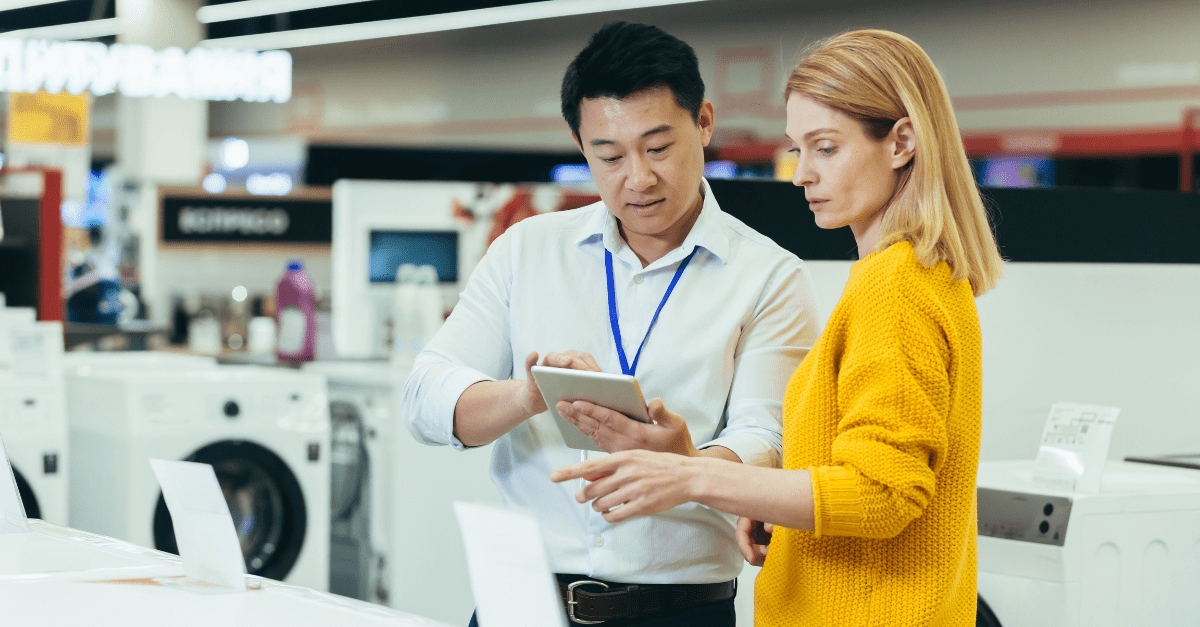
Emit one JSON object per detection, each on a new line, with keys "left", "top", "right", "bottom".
{"left": 851, "top": 206, "right": 887, "bottom": 260}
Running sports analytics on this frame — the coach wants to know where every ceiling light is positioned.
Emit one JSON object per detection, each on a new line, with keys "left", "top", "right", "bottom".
{"left": 200, "top": 0, "right": 712, "bottom": 50}
{"left": 197, "top": 0, "right": 374, "bottom": 24}
{"left": 0, "top": 0, "right": 71, "bottom": 10}
{"left": 2, "top": 17, "right": 122, "bottom": 41}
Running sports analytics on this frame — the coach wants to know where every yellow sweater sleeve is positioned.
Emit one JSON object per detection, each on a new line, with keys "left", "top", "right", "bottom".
{"left": 810, "top": 258, "right": 953, "bottom": 539}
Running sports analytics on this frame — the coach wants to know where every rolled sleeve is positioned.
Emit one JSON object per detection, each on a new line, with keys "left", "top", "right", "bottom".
{"left": 400, "top": 228, "right": 516, "bottom": 450}
{"left": 402, "top": 352, "right": 495, "bottom": 449}
{"left": 710, "top": 259, "right": 822, "bottom": 468}
{"left": 702, "top": 429, "right": 779, "bottom": 467}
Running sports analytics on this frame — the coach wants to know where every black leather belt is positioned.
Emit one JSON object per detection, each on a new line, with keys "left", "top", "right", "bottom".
{"left": 555, "top": 574, "right": 736, "bottom": 624}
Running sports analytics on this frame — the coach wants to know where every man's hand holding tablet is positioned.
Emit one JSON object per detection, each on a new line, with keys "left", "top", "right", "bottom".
{"left": 531, "top": 365, "right": 697, "bottom": 456}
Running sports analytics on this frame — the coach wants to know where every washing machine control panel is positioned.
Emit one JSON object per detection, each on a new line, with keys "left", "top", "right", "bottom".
{"left": 978, "top": 488, "right": 1072, "bottom": 546}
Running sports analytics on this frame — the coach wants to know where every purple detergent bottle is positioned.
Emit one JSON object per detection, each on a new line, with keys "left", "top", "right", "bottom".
{"left": 275, "top": 260, "right": 316, "bottom": 363}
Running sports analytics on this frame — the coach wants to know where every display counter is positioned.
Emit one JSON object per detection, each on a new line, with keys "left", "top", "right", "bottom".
{"left": 0, "top": 520, "right": 453, "bottom": 627}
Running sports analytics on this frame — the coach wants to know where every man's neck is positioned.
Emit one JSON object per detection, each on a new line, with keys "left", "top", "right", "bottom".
{"left": 618, "top": 187, "right": 704, "bottom": 268}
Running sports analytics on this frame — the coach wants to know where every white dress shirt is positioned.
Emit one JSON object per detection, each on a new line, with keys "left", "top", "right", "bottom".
{"left": 401, "top": 179, "right": 822, "bottom": 584}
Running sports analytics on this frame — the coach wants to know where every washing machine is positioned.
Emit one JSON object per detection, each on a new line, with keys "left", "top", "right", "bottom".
{"left": 65, "top": 366, "right": 331, "bottom": 591}
{"left": 0, "top": 372, "right": 67, "bottom": 526}
{"left": 389, "top": 367, "right": 502, "bottom": 625}
{"left": 976, "top": 459, "right": 1200, "bottom": 626}
{"left": 305, "top": 360, "right": 503, "bottom": 623}
{"left": 301, "top": 360, "right": 400, "bottom": 604}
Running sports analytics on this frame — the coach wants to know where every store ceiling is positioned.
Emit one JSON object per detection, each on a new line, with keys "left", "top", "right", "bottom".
{"left": 0, "top": 0, "right": 725, "bottom": 42}
{"left": 0, "top": 0, "right": 930, "bottom": 49}
{"left": 0, "top": 0, "right": 114, "bottom": 35}
{"left": 202, "top": 1, "right": 535, "bottom": 40}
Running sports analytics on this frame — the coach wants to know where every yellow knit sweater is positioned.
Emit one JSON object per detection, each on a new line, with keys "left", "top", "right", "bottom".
{"left": 755, "top": 241, "right": 981, "bottom": 627}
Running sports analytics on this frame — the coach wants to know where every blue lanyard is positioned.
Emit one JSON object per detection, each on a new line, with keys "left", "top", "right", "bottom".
{"left": 605, "top": 246, "right": 699, "bottom": 377}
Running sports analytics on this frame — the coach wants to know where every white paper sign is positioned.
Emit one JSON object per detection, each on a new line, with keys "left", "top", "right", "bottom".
{"left": 454, "top": 502, "right": 566, "bottom": 627}
{"left": 1033, "top": 402, "right": 1120, "bottom": 494}
{"left": 149, "top": 459, "right": 246, "bottom": 590}
{"left": 0, "top": 434, "right": 31, "bottom": 534}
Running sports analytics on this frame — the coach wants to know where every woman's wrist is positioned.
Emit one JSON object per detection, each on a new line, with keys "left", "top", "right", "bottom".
{"left": 684, "top": 455, "right": 720, "bottom": 505}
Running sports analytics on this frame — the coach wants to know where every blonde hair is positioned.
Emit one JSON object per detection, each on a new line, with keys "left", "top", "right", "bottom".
{"left": 785, "top": 29, "right": 1002, "bottom": 296}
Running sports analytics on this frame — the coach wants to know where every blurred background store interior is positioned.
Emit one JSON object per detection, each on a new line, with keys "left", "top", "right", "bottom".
{"left": 2, "top": 1, "right": 1200, "bottom": 626}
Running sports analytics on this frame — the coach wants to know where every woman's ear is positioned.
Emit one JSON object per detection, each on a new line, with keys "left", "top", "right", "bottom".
{"left": 890, "top": 117, "right": 916, "bottom": 170}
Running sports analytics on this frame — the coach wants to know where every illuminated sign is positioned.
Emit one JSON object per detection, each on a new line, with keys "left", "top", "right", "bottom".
{"left": 177, "top": 206, "right": 291, "bottom": 236}
{"left": 0, "top": 39, "right": 291, "bottom": 103}
{"left": 162, "top": 195, "right": 331, "bottom": 244}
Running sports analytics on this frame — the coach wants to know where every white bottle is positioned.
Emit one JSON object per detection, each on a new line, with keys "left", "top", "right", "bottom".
{"left": 413, "top": 265, "right": 444, "bottom": 350}
{"left": 391, "top": 264, "right": 419, "bottom": 369}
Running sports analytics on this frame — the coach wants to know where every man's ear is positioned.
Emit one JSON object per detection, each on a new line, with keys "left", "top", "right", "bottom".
{"left": 697, "top": 99, "right": 715, "bottom": 147}
{"left": 890, "top": 117, "right": 915, "bottom": 170}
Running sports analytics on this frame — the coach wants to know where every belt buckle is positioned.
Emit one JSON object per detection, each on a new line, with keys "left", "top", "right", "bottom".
{"left": 566, "top": 580, "right": 610, "bottom": 624}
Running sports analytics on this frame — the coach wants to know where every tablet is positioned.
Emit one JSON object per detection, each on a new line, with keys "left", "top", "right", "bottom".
{"left": 530, "top": 366, "right": 651, "bottom": 452}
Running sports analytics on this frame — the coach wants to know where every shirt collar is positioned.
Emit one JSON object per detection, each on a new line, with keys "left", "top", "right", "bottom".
{"left": 574, "top": 178, "right": 730, "bottom": 268}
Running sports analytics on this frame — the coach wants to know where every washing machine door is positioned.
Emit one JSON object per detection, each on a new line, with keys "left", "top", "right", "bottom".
{"left": 977, "top": 595, "right": 1002, "bottom": 627}
{"left": 11, "top": 466, "right": 40, "bottom": 520}
{"left": 152, "top": 440, "right": 307, "bottom": 582}
{"left": 329, "top": 400, "right": 367, "bottom": 522}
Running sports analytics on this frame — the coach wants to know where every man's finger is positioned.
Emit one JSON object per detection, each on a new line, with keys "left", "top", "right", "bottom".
{"left": 647, "top": 398, "right": 681, "bottom": 427}
{"left": 579, "top": 352, "right": 602, "bottom": 372}
{"left": 576, "top": 400, "right": 630, "bottom": 429}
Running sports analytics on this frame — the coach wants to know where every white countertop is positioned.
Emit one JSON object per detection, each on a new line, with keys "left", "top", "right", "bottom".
{"left": 0, "top": 520, "right": 454, "bottom": 627}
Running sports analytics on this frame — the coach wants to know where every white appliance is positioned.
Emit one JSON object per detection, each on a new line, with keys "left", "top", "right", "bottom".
{"left": 66, "top": 366, "right": 332, "bottom": 591}
{"left": 976, "top": 459, "right": 1200, "bottom": 626}
{"left": 301, "top": 360, "right": 400, "bottom": 604}
{"left": 62, "top": 350, "right": 217, "bottom": 376}
{"left": 331, "top": 180, "right": 488, "bottom": 358}
{"left": 0, "top": 372, "right": 67, "bottom": 526}
{"left": 303, "top": 360, "right": 502, "bottom": 622}
{"left": 389, "top": 367, "right": 503, "bottom": 624}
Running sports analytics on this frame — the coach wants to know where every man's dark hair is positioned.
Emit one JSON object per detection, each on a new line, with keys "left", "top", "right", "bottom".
{"left": 561, "top": 22, "right": 705, "bottom": 140}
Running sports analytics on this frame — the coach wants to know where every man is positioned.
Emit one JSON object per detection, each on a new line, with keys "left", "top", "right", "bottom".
{"left": 401, "top": 21, "right": 821, "bottom": 626}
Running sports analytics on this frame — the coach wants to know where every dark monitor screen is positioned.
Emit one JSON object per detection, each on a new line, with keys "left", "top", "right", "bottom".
{"left": 368, "top": 230, "right": 458, "bottom": 283}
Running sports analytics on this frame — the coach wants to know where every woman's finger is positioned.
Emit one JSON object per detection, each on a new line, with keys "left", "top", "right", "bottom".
{"left": 735, "top": 518, "right": 757, "bottom": 564}
{"left": 550, "top": 457, "right": 613, "bottom": 483}
{"left": 590, "top": 480, "right": 642, "bottom": 513}
{"left": 576, "top": 470, "right": 627, "bottom": 504}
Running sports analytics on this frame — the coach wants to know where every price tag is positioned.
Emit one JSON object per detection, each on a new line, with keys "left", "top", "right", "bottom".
{"left": 149, "top": 459, "right": 246, "bottom": 590}
{"left": 0, "top": 434, "right": 31, "bottom": 533}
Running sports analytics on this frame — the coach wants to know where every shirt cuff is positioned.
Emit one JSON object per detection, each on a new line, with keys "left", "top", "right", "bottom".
{"left": 438, "top": 367, "right": 495, "bottom": 450}
{"left": 811, "top": 465, "right": 866, "bottom": 538}
{"left": 700, "top": 434, "right": 779, "bottom": 468}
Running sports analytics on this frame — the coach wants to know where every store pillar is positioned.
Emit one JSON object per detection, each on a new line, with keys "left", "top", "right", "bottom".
{"left": 115, "top": 0, "right": 207, "bottom": 325}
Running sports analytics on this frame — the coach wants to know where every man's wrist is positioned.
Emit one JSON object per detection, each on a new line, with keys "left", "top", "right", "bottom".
{"left": 512, "top": 379, "right": 540, "bottom": 420}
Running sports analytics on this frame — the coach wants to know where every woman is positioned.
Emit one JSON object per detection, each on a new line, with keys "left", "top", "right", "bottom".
{"left": 551, "top": 29, "right": 1003, "bottom": 626}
